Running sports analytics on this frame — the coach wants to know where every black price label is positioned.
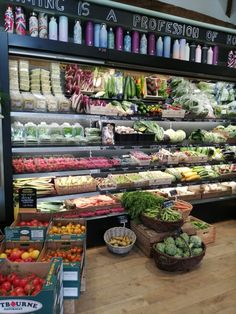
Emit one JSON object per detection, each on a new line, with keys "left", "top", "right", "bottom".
{"left": 19, "top": 188, "right": 37, "bottom": 211}
{"left": 163, "top": 200, "right": 174, "bottom": 208}
{"left": 118, "top": 215, "right": 128, "bottom": 224}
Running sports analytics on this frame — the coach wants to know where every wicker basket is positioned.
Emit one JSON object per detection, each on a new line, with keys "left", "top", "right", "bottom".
{"left": 152, "top": 242, "right": 206, "bottom": 272}
{"left": 140, "top": 213, "right": 184, "bottom": 233}
{"left": 172, "top": 200, "right": 193, "bottom": 221}
{"left": 104, "top": 227, "right": 136, "bottom": 255}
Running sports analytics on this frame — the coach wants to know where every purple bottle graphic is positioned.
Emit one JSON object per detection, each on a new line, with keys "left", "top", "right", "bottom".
{"left": 213, "top": 46, "right": 219, "bottom": 65}
{"left": 148, "top": 33, "right": 156, "bottom": 55}
{"left": 85, "top": 21, "right": 94, "bottom": 46}
{"left": 132, "top": 31, "right": 140, "bottom": 54}
{"left": 116, "top": 26, "right": 123, "bottom": 51}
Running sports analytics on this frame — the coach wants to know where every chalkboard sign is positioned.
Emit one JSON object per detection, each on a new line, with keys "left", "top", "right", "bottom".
{"left": 4, "top": 0, "right": 236, "bottom": 47}
{"left": 19, "top": 188, "right": 37, "bottom": 212}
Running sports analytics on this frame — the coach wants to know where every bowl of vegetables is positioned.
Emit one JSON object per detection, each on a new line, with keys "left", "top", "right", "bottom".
{"left": 140, "top": 206, "right": 184, "bottom": 232}
{"left": 152, "top": 233, "right": 206, "bottom": 272}
{"left": 104, "top": 227, "right": 136, "bottom": 255}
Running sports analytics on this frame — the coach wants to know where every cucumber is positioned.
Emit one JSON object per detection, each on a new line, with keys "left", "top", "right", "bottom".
{"left": 123, "top": 77, "right": 128, "bottom": 100}
{"left": 127, "top": 76, "right": 132, "bottom": 99}
{"left": 130, "top": 77, "right": 136, "bottom": 98}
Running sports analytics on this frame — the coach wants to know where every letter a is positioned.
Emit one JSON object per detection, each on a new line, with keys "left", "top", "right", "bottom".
{"left": 106, "top": 9, "right": 117, "bottom": 22}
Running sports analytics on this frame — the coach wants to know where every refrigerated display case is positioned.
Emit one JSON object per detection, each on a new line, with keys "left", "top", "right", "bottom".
{"left": 0, "top": 1, "right": 236, "bottom": 241}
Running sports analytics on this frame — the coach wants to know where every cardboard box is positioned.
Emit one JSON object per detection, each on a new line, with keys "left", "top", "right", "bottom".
{"left": 0, "top": 241, "right": 43, "bottom": 261}
{"left": 5, "top": 213, "right": 52, "bottom": 241}
{"left": 46, "top": 218, "right": 86, "bottom": 241}
{"left": 38, "top": 240, "right": 85, "bottom": 300}
{"left": 0, "top": 258, "right": 63, "bottom": 314}
{"left": 188, "top": 216, "right": 216, "bottom": 245}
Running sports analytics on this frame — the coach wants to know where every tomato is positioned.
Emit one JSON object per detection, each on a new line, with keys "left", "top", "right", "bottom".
{"left": 39, "top": 278, "right": 45, "bottom": 285}
{"left": 1, "top": 281, "right": 11, "bottom": 292}
{"left": 32, "top": 278, "right": 41, "bottom": 286}
{"left": 0, "top": 288, "right": 7, "bottom": 296}
{"left": 24, "top": 283, "right": 33, "bottom": 295}
{"left": 7, "top": 273, "right": 17, "bottom": 283}
{"left": 10, "top": 291, "right": 17, "bottom": 296}
{"left": 19, "top": 278, "right": 28, "bottom": 288}
{"left": 9, "top": 251, "right": 22, "bottom": 261}
{"left": 26, "top": 274, "right": 36, "bottom": 281}
{"left": 12, "top": 277, "right": 21, "bottom": 288}
{"left": 33, "top": 284, "right": 42, "bottom": 292}
{"left": 14, "top": 287, "right": 25, "bottom": 296}
{"left": 0, "top": 274, "right": 5, "bottom": 284}
{"left": 31, "top": 288, "right": 41, "bottom": 296}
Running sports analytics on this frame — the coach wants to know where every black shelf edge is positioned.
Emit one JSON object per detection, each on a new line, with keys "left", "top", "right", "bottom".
{"left": 8, "top": 34, "right": 108, "bottom": 62}
{"left": 107, "top": 49, "right": 236, "bottom": 82}
{"left": 190, "top": 195, "right": 236, "bottom": 205}
{"left": 10, "top": 110, "right": 235, "bottom": 123}
{"left": 8, "top": 34, "right": 236, "bottom": 82}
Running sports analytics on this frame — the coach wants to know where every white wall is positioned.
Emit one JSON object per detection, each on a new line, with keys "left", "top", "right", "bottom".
{"left": 158, "top": 0, "right": 236, "bottom": 24}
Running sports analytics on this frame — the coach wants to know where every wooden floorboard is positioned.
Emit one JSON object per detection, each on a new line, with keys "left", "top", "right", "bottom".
{"left": 76, "top": 220, "right": 236, "bottom": 314}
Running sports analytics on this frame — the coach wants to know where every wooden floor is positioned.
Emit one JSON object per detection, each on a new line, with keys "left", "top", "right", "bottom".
{"left": 77, "top": 220, "right": 236, "bottom": 314}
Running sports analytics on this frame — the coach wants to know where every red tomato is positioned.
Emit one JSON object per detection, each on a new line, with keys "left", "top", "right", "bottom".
{"left": 10, "top": 291, "right": 17, "bottom": 296}
{"left": 0, "top": 288, "right": 7, "bottom": 296}
{"left": 32, "top": 278, "right": 40, "bottom": 286}
{"left": 14, "top": 287, "right": 25, "bottom": 296}
{"left": 2, "top": 281, "right": 11, "bottom": 292}
{"left": 9, "top": 251, "right": 22, "bottom": 261}
{"left": 31, "top": 288, "right": 41, "bottom": 296}
{"left": 7, "top": 273, "right": 17, "bottom": 283}
{"left": 13, "top": 277, "right": 21, "bottom": 288}
{"left": 24, "top": 283, "right": 33, "bottom": 295}
{"left": 19, "top": 278, "right": 28, "bottom": 288}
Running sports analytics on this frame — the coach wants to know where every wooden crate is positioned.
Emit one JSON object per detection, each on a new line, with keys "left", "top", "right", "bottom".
{"left": 64, "top": 300, "right": 76, "bottom": 314}
{"left": 188, "top": 215, "right": 216, "bottom": 245}
{"left": 131, "top": 221, "right": 176, "bottom": 257}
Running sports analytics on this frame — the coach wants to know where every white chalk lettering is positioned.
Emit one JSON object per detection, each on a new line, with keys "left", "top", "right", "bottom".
{"left": 133, "top": 14, "right": 141, "bottom": 28}
{"left": 106, "top": 9, "right": 117, "bottom": 22}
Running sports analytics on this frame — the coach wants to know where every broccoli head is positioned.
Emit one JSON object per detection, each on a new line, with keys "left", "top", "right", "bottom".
{"left": 192, "top": 248, "right": 203, "bottom": 256}
{"left": 165, "top": 244, "right": 177, "bottom": 256}
{"left": 176, "top": 247, "right": 183, "bottom": 257}
{"left": 180, "top": 233, "right": 189, "bottom": 243}
{"left": 175, "top": 236, "right": 186, "bottom": 249}
{"left": 190, "top": 235, "right": 202, "bottom": 248}
{"left": 174, "top": 254, "right": 182, "bottom": 258}
{"left": 182, "top": 251, "right": 190, "bottom": 258}
{"left": 164, "top": 237, "right": 175, "bottom": 246}
{"left": 155, "top": 242, "right": 165, "bottom": 253}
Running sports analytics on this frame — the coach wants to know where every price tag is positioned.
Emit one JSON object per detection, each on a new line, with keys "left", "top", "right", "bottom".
{"left": 118, "top": 215, "right": 128, "bottom": 224}
{"left": 163, "top": 200, "right": 174, "bottom": 208}
{"left": 19, "top": 188, "right": 37, "bottom": 213}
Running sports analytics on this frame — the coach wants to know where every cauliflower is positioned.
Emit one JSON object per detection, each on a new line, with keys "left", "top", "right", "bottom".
{"left": 165, "top": 244, "right": 177, "bottom": 256}
{"left": 192, "top": 248, "right": 203, "bottom": 256}
{"left": 190, "top": 235, "right": 202, "bottom": 248}
{"left": 175, "top": 236, "right": 186, "bottom": 249}
{"left": 164, "top": 237, "right": 175, "bottom": 246}
{"left": 180, "top": 233, "right": 189, "bottom": 243}
{"left": 155, "top": 242, "right": 165, "bottom": 253}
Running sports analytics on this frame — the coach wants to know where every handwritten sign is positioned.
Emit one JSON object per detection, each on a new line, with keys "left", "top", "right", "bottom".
{"left": 19, "top": 188, "right": 37, "bottom": 212}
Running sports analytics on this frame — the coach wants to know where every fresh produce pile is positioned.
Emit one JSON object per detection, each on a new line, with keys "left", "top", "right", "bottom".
{"left": 65, "top": 195, "right": 119, "bottom": 209}
{"left": 189, "top": 129, "right": 227, "bottom": 144}
{"left": 0, "top": 248, "right": 40, "bottom": 262}
{"left": 0, "top": 272, "right": 45, "bottom": 296}
{"left": 48, "top": 222, "right": 86, "bottom": 235}
{"left": 191, "top": 221, "right": 209, "bottom": 230}
{"left": 41, "top": 247, "right": 82, "bottom": 263}
{"left": 121, "top": 191, "right": 165, "bottom": 219}
{"left": 13, "top": 177, "right": 55, "bottom": 197}
{"left": 143, "top": 207, "right": 182, "bottom": 222}
{"left": 154, "top": 233, "right": 204, "bottom": 258}
{"left": 17, "top": 219, "right": 49, "bottom": 227}
{"left": 108, "top": 236, "right": 133, "bottom": 247}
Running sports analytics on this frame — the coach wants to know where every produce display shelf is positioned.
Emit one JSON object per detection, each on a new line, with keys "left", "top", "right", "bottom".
{"left": 190, "top": 194, "right": 236, "bottom": 205}
{"left": 10, "top": 111, "right": 234, "bottom": 123}
{"left": 89, "top": 96, "right": 166, "bottom": 103}
{"left": 12, "top": 159, "right": 236, "bottom": 179}
{"left": 12, "top": 142, "right": 236, "bottom": 154}
{"left": 100, "top": 177, "right": 236, "bottom": 194}
{"left": 37, "top": 191, "right": 100, "bottom": 202}
{"left": 85, "top": 212, "right": 127, "bottom": 221}
{"left": 34, "top": 177, "right": 236, "bottom": 202}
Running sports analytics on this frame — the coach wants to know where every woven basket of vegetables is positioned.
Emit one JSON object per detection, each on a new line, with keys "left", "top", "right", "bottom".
{"left": 104, "top": 227, "right": 136, "bottom": 255}
{"left": 152, "top": 233, "right": 206, "bottom": 272}
{"left": 140, "top": 207, "right": 184, "bottom": 232}
{"left": 172, "top": 200, "right": 193, "bottom": 221}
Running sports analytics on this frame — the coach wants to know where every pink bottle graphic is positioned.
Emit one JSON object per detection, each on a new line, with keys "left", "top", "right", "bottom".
{"left": 15, "top": 6, "right": 26, "bottom": 36}
{"left": 4, "top": 5, "right": 14, "bottom": 33}
{"left": 132, "top": 31, "right": 140, "bottom": 53}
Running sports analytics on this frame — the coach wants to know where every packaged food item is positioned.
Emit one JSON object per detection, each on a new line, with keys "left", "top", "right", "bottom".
{"left": 22, "top": 92, "right": 36, "bottom": 111}
{"left": 33, "top": 93, "right": 47, "bottom": 111}
{"left": 56, "top": 95, "right": 71, "bottom": 111}
{"left": 44, "top": 94, "right": 58, "bottom": 112}
{"left": 49, "top": 123, "right": 63, "bottom": 142}
{"left": 38, "top": 122, "right": 51, "bottom": 143}
{"left": 11, "top": 121, "right": 25, "bottom": 144}
{"left": 24, "top": 122, "right": 38, "bottom": 141}
{"left": 62, "top": 122, "right": 74, "bottom": 138}
{"left": 102, "top": 123, "right": 115, "bottom": 145}
{"left": 10, "top": 91, "right": 23, "bottom": 110}
{"left": 73, "top": 123, "right": 84, "bottom": 138}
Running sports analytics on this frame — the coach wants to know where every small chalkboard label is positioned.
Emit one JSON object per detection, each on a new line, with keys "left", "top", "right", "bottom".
{"left": 163, "top": 200, "right": 174, "bottom": 208}
{"left": 118, "top": 215, "right": 128, "bottom": 224}
{"left": 19, "top": 188, "right": 37, "bottom": 211}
